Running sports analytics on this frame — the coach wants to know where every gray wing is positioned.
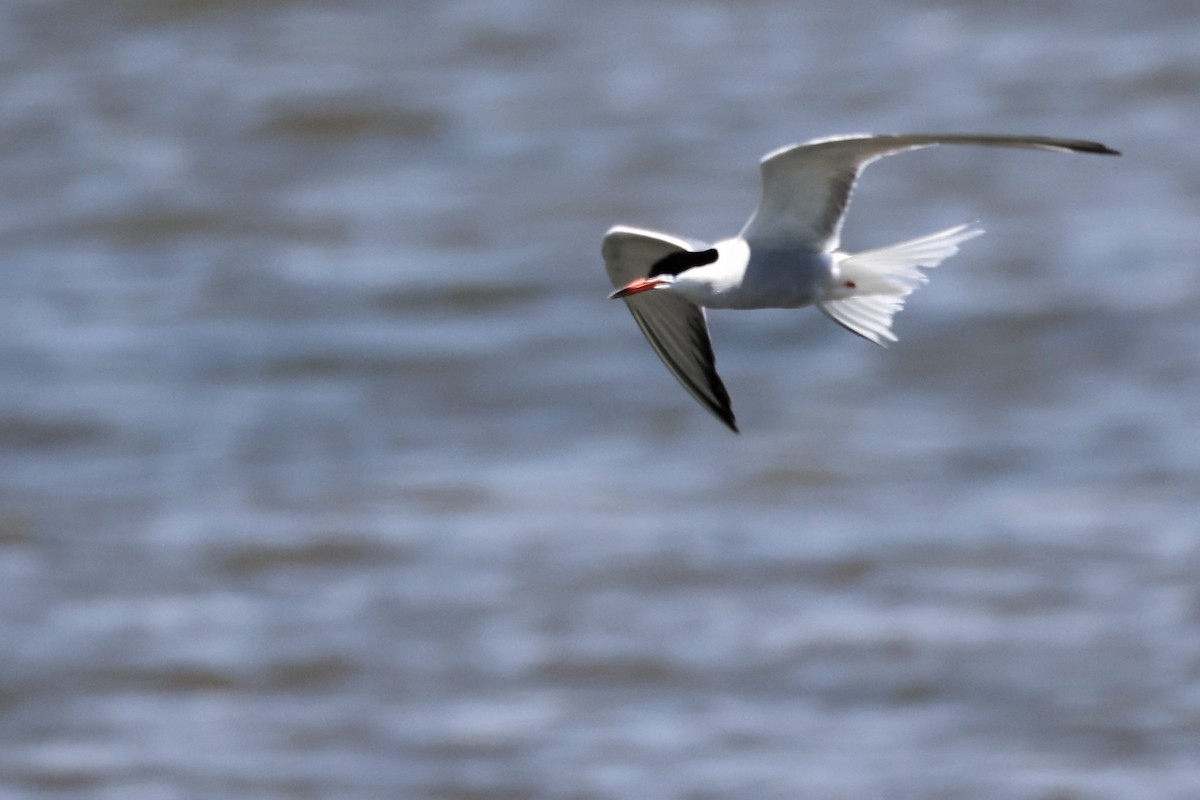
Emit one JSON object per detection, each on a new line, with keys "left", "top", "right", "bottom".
{"left": 741, "top": 133, "right": 1119, "bottom": 254}
{"left": 603, "top": 225, "right": 737, "bottom": 432}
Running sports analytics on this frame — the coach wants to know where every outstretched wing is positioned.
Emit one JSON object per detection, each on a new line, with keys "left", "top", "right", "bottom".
{"left": 603, "top": 225, "right": 737, "bottom": 432}
{"left": 741, "top": 133, "right": 1119, "bottom": 254}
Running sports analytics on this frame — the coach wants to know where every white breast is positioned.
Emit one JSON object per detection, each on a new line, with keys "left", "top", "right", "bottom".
{"left": 724, "top": 243, "right": 834, "bottom": 310}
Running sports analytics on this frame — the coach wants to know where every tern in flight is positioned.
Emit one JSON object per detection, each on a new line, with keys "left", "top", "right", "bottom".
{"left": 604, "top": 133, "right": 1119, "bottom": 432}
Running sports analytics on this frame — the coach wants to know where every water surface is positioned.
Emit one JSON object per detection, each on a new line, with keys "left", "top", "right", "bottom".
{"left": 1, "top": 1, "right": 1199, "bottom": 797}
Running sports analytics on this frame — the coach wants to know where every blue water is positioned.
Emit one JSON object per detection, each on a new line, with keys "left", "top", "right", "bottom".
{"left": 1, "top": 1, "right": 1199, "bottom": 797}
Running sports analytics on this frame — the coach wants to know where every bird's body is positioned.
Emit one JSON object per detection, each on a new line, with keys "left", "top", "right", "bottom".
{"left": 672, "top": 242, "right": 827, "bottom": 310}
{"left": 604, "top": 133, "right": 1119, "bottom": 432}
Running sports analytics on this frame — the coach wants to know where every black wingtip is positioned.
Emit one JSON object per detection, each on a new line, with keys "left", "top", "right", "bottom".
{"left": 1074, "top": 141, "right": 1121, "bottom": 156}
{"left": 709, "top": 394, "right": 738, "bottom": 433}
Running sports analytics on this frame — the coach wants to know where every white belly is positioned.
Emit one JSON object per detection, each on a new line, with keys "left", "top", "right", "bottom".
{"left": 721, "top": 248, "right": 834, "bottom": 309}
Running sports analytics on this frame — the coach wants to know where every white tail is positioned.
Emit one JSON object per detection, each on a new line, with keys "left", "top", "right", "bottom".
{"left": 817, "top": 222, "right": 984, "bottom": 346}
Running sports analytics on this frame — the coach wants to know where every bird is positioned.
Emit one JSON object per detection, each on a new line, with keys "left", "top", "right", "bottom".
{"left": 603, "top": 133, "right": 1120, "bottom": 432}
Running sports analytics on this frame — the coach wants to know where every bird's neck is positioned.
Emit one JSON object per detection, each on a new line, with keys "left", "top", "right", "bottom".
{"left": 668, "top": 237, "right": 750, "bottom": 307}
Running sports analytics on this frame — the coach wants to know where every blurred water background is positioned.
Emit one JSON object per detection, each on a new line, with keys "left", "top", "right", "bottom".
{"left": 1, "top": 0, "right": 1198, "bottom": 798}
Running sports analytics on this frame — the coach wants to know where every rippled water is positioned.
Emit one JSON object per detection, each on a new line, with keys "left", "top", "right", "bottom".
{"left": 2, "top": 1, "right": 1199, "bottom": 797}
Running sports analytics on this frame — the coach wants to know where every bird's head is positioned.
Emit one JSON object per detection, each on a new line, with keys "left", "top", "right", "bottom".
{"left": 609, "top": 246, "right": 721, "bottom": 300}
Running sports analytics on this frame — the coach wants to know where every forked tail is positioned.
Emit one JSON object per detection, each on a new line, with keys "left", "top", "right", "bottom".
{"left": 817, "top": 222, "right": 984, "bottom": 346}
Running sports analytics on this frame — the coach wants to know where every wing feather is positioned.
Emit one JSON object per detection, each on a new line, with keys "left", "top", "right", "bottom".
{"left": 742, "top": 133, "right": 1119, "bottom": 253}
